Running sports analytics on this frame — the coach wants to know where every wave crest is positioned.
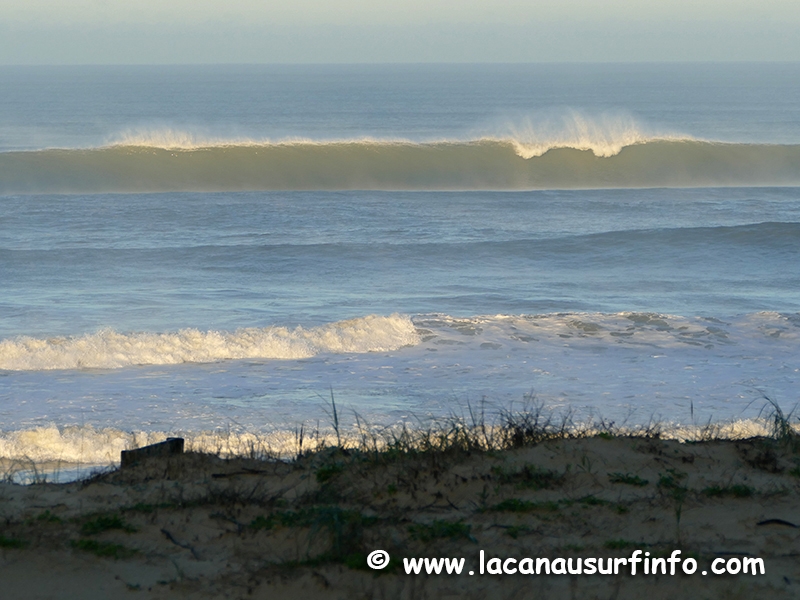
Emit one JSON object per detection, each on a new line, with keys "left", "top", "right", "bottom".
{"left": 498, "top": 111, "right": 691, "bottom": 158}
{"left": 0, "top": 314, "right": 420, "bottom": 371}
{"left": 107, "top": 112, "right": 687, "bottom": 158}
{"left": 108, "top": 127, "right": 258, "bottom": 150}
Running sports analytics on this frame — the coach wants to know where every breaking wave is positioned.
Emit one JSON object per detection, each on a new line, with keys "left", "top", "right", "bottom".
{"left": 107, "top": 112, "right": 686, "bottom": 159}
{"left": 0, "top": 314, "right": 420, "bottom": 371}
{"left": 2, "top": 138, "right": 799, "bottom": 193}
{"left": 494, "top": 111, "right": 688, "bottom": 158}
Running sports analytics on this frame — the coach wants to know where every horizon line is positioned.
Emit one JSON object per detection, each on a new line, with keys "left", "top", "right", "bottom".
{"left": 3, "top": 60, "right": 800, "bottom": 68}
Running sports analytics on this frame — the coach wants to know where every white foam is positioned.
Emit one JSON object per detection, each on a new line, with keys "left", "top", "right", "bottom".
{"left": 422, "top": 311, "right": 800, "bottom": 348}
{"left": 0, "top": 426, "right": 162, "bottom": 465}
{"left": 105, "top": 128, "right": 414, "bottom": 150}
{"left": 0, "top": 418, "right": 792, "bottom": 474}
{"left": 2, "top": 311, "right": 794, "bottom": 453}
{"left": 108, "top": 127, "right": 277, "bottom": 149}
{"left": 0, "top": 314, "right": 420, "bottom": 371}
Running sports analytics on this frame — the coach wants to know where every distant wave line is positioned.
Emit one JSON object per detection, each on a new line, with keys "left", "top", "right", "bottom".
{"left": 14, "top": 134, "right": 699, "bottom": 158}
{"left": 101, "top": 133, "right": 698, "bottom": 159}
{"left": 1, "top": 139, "right": 799, "bottom": 194}
{"left": 2, "top": 221, "right": 794, "bottom": 256}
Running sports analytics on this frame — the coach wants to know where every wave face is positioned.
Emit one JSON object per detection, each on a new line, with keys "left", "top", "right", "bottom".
{"left": 0, "top": 314, "right": 420, "bottom": 371}
{"left": 2, "top": 139, "right": 799, "bottom": 193}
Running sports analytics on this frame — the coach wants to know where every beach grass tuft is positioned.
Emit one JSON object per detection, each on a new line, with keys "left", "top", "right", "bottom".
{"left": 492, "top": 464, "right": 565, "bottom": 490}
{"left": 81, "top": 514, "right": 137, "bottom": 535}
{"left": 71, "top": 539, "right": 137, "bottom": 559}
{"left": 408, "top": 519, "right": 473, "bottom": 543}
{"left": 0, "top": 535, "right": 26, "bottom": 549}
{"left": 608, "top": 472, "right": 650, "bottom": 487}
{"left": 702, "top": 484, "right": 755, "bottom": 498}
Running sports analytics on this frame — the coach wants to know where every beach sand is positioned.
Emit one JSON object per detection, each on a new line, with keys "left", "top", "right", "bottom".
{"left": 1, "top": 435, "right": 799, "bottom": 599}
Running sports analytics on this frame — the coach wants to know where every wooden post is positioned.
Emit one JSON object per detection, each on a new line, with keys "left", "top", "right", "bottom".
{"left": 120, "top": 438, "right": 184, "bottom": 468}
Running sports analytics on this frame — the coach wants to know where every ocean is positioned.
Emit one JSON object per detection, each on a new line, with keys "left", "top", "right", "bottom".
{"left": 0, "top": 63, "right": 798, "bottom": 471}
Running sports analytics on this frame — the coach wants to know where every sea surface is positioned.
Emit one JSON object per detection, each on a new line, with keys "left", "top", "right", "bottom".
{"left": 0, "top": 64, "right": 798, "bottom": 469}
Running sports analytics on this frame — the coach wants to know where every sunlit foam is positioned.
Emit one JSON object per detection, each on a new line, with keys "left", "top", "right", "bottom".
{"left": 105, "top": 111, "right": 692, "bottom": 158}
{"left": 108, "top": 127, "right": 250, "bottom": 149}
{"left": 105, "top": 128, "right": 414, "bottom": 150}
{"left": 0, "top": 314, "right": 420, "bottom": 371}
{"left": 0, "top": 418, "right": 792, "bottom": 474}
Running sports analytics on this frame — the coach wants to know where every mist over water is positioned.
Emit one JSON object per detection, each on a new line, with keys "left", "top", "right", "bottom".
{"left": 1, "top": 64, "right": 799, "bottom": 467}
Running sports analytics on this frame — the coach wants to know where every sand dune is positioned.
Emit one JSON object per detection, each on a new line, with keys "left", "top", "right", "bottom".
{"left": 1, "top": 435, "right": 799, "bottom": 599}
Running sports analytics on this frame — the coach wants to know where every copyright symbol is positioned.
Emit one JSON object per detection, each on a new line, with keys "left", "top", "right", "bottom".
{"left": 367, "top": 549, "right": 390, "bottom": 570}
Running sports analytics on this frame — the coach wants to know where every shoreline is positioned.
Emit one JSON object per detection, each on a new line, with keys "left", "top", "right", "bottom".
{"left": 1, "top": 407, "right": 794, "bottom": 482}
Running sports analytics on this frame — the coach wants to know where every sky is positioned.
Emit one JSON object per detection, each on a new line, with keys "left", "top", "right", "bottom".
{"left": 0, "top": 0, "right": 798, "bottom": 64}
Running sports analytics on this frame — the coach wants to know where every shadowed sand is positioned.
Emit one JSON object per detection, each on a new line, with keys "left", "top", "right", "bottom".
{"left": 1, "top": 435, "right": 799, "bottom": 599}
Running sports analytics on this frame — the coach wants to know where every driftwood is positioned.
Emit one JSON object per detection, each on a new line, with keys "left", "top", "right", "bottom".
{"left": 120, "top": 437, "right": 184, "bottom": 468}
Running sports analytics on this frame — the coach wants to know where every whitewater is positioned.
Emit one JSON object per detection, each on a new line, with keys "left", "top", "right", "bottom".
{"left": 0, "top": 63, "right": 798, "bottom": 473}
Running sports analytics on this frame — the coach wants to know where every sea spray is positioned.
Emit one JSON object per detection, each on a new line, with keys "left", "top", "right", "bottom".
{"left": 496, "top": 110, "right": 689, "bottom": 158}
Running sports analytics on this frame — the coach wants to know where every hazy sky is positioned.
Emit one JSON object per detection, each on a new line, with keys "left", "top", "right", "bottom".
{"left": 1, "top": 0, "right": 798, "bottom": 64}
